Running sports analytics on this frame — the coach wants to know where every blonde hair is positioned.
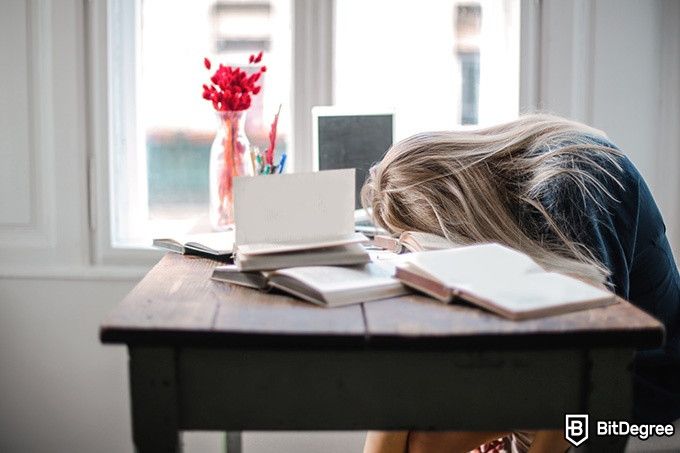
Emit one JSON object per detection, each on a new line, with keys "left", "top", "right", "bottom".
{"left": 361, "top": 114, "right": 624, "bottom": 284}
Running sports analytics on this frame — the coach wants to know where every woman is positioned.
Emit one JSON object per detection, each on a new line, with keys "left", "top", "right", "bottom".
{"left": 361, "top": 114, "right": 680, "bottom": 453}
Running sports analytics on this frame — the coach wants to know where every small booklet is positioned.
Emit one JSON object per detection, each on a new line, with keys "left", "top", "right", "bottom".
{"left": 232, "top": 169, "right": 369, "bottom": 271}
{"left": 395, "top": 243, "right": 616, "bottom": 320}
{"left": 212, "top": 261, "right": 408, "bottom": 307}
{"left": 373, "top": 231, "right": 458, "bottom": 254}
{"left": 152, "top": 231, "right": 235, "bottom": 260}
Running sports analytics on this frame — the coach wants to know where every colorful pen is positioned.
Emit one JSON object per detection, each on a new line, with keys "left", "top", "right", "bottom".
{"left": 278, "top": 153, "right": 287, "bottom": 174}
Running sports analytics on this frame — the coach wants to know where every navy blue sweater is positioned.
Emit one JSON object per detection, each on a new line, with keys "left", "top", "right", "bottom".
{"left": 538, "top": 136, "right": 680, "bottom": 424}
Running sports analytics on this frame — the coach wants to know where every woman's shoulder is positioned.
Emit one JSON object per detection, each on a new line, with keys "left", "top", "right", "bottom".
{"left": 544, "top": 133, "right": 641, "bottom": 205}
{"left": 534, "top": 134, "right": 631, "bottom": 211}
{"left": 580, "top": 134, "right": 640, "bottom": 179}
{"left": 545, "top": 133, "right": 664, "bottom": 258}
{"left": 575, "top": 135, "right": 659, "bottom": 227}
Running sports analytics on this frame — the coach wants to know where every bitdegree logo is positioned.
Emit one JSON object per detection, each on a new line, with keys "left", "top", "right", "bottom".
{"left": 565, "top": 413, "right": 675, "bottom": 447}
{"left": 597, "top": 421, "right": 675, "bottom": 440}
{"left": 565, "top": 414, "right": 589, "bottom": 447}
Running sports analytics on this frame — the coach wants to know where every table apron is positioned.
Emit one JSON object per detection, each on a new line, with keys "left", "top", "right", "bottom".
{"left": 161, "top": 347, "right": 634, "bottom": 431}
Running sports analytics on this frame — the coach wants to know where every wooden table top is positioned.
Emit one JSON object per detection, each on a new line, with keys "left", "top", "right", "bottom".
{"left": 100, "top": 253, "right": 664, "bottom": 349}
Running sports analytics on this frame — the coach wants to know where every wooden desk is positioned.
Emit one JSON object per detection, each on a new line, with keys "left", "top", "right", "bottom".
{"left": 100, "top": 254, "right": 664, "bottom": 453}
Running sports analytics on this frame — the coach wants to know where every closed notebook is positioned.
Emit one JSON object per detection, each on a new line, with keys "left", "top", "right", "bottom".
{"left": 152, "top": 231, "right": 234, "bottom": 260}
{"left": 235, "top": 242, "right": 370, "bottom": 271}
{"left": 232, "top": 169, "right": 369, "bottom": 270}
{"left": 395, "top": 243, "right": 616, "bottom": 320}
{"left": 212, "top": 261, "right": 408, "bottom": 307}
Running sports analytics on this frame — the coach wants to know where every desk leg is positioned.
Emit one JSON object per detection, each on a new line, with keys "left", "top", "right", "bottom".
{"left": 129, "top": 347, "right": 181, "bottom": 453}
{"left": 578, "top": 348, "right": 633, "bottom": 453}
{"left": 226, "top": 432, "right": 242, "bottom": 453}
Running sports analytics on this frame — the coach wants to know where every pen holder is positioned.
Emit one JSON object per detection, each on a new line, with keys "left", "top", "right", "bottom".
{"left": 209, "top": 110, "right": 252, "bottom": 230}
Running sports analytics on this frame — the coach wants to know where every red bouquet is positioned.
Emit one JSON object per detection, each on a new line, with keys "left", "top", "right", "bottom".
{"left": 201, "top": 51, "right": 284, "bottom": 228}
{"left": 202, "top": 52, "right": 266, "bottom": 111}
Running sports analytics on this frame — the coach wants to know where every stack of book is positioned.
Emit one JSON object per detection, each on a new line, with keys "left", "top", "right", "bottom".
{"left": 155, "top": 170, "right": 410, "bottom": 307}
{"left": 215, "top": 169, "right": 410, "bottom": 306}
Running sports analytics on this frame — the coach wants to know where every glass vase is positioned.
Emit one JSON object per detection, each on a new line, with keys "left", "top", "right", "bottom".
{"left": 209, "top": 110, "right": 252, "bottom": 230}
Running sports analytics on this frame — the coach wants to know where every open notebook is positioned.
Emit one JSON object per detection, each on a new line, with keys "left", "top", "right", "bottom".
{"left": 395, "top": 243, "right": 616, "bottom": 320}
{"left": 152, "top": 231, "right": 235, "bottom": 260}
{"left": 212, "top": 261, "right": 408, "bottom": 307}
{"left": 232, "top": 169, "right": 369, "bottom": 271}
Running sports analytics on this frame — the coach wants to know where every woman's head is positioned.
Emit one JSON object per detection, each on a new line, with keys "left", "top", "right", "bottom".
{"left": 361, "top": 114, "right": 622, "bottom": 283}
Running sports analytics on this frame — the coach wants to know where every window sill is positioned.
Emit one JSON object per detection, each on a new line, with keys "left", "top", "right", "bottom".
{"left": 0, "top": 263, "right": 152, "bottom": 281}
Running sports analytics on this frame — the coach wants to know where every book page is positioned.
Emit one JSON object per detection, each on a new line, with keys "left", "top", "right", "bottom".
{"left": 233, "top": 169, "right": 355, "bottom": 245}
{"left": 403, "top": 243, "right": 544, "bottom": 287}
{"left": 468, "top": 272, "right": 613, "bottom": 313}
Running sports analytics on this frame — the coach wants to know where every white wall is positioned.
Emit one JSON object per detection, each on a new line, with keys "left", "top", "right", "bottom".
{"left": 0, "top": 1, "right": 678, "bottom": 452}
{"left": 537, "top": 0, "right": 680, "bottom": 255}
{"left": 0, "top": 278, "right": 133, "bottom": 452}
{"left": 591, "top": 0, "right": 661, "bottom": 179}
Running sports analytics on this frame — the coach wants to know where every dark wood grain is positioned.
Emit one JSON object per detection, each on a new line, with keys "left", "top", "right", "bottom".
{"left": 363, "top": 294, "right": 664, "bottom": 349}
{"left": 100, "top": 253, "right": 365, "bottom": 345}
{"left": 100, "top": 254, "right": 218, "bottom": 335}
{"left": 211, "top": 280, "right": 365, "bottom": 337}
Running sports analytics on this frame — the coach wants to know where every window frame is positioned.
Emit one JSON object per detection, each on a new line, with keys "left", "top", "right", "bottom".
{"left": 88, "top": 0, "right": 334, "bottom": 265}
{"left": 87, "top": 0, "right": 538, "bottom": 266}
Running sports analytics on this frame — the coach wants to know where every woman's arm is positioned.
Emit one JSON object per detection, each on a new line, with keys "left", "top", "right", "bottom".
{"left": 406, "top": 431, "right": 511, "bottom": 453}
{"left": 363, "top": 431, "right": 409, "bottom": 453}
{"left": 364, "top": 430, "right": 511, "bottom": 453}
{"left": 528, "top": 430, "right": 570, "bottom": 453}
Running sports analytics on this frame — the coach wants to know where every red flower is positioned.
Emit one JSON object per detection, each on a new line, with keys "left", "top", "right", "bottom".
{"left": 201, "top": 53, "right": 266, "bottom": 111}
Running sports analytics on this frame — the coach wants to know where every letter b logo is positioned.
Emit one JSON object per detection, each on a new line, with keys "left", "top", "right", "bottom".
{"left": 565, "top": 414, "right": 589, "bottom": 447}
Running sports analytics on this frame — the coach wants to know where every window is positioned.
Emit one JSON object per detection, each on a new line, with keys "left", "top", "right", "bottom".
{"left": 334, "top": 0, "right": 519, "bottom": 139}
{"left": 109, "top": 0, "right": 292, "bottom": 247}
{"left": 106, "top": 0, "right": 518, "bottom": 251}
{"left": 456, "top": 4, "right": 482, "bottom": 125}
